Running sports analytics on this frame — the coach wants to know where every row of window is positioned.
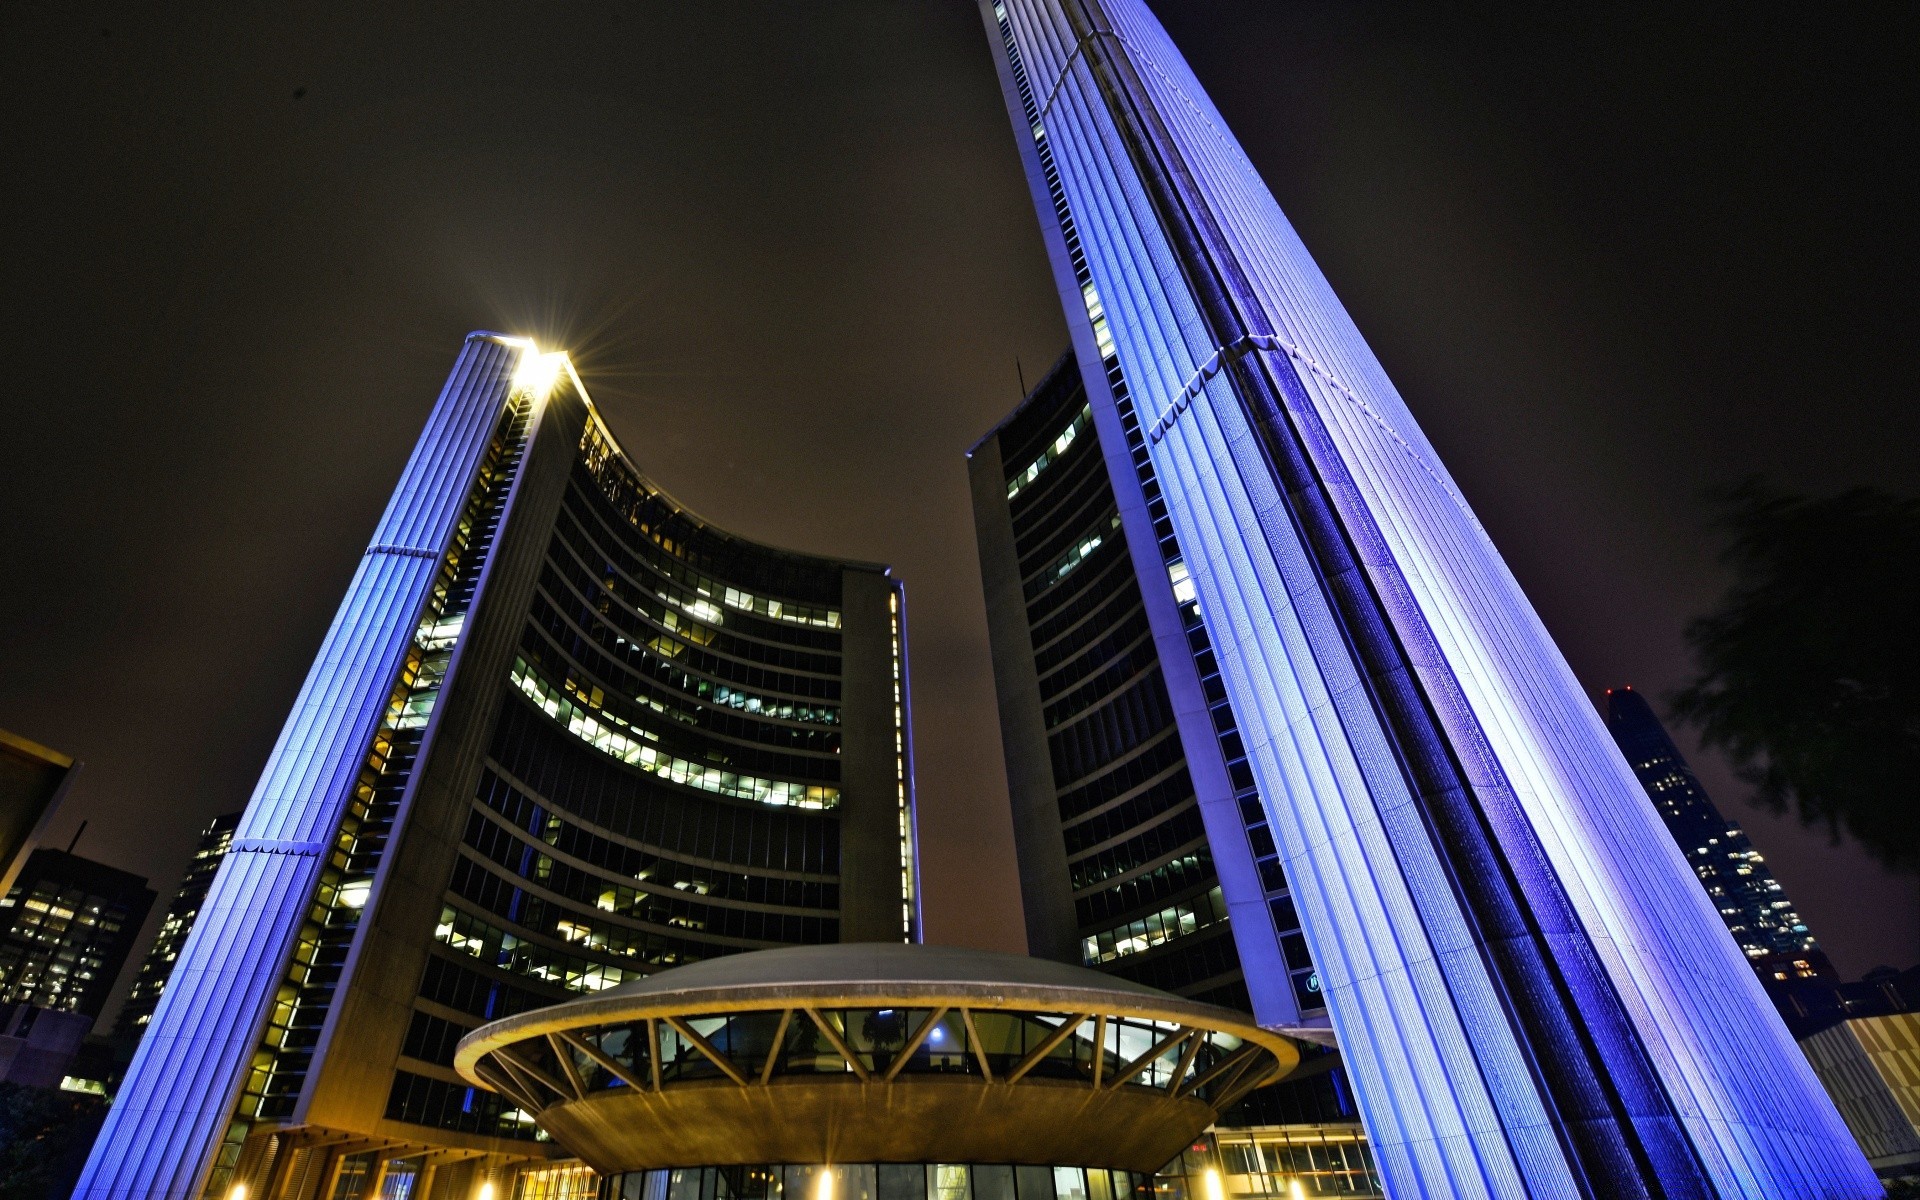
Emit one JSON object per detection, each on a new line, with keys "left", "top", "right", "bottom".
{"left": 607, "top": 1162, "right": 1145, "bottom": 1200}
{"left": 1074, "top": 851, "right": 1214, "bottom": 930}
{"left": 578, "top": 425, "right": 842, "bottom": 611}
{"left": 1023, "top": 514, "right": 1123, "bottom": 602}
{"left": 419, "top": 950, "right": 555, "bottom": 1023}
{"left": 477, "top": 770, "right": 835, "bottom": 901}
{"left": 1100, "top": 923, "right": 1241, "bottom": 997}
{"left": 525, "top": 605, "right": 843, "bottom": 803}
{"left": 553, "top": 509, "right": 844, "bottom": 669}
{"left": 401, "top": 1008, "right": 470, "bottom": 1068}
{"left": 472, "top": 783, "right": 833, "bottom": 902}
{"left": 1048, "top": 670, "right": 1177, "bottom": 790}
{"left": 386, "top": 1068, "right": 535, "bottom": 1141}
{"left": 463, "top": 810, "right": 834, "bottom": 932}
{"left": 1011, "top": 431, "right": 1109, "bottom": 554}
{"left": 537, "top": 577, "right": 841, "bottom": 718}
{"left": 1040, "top": 627, "right": 1159, "bottom": 729}
{"left": 1055, "top": 728, "right": 1182, "bottom": 822}
{"left": 1067, "top": 805, "right": 1207, "bottom": 893}
{"left": 436, "top": 903, "right": 649, "bottom": 993}
{"left": 1027, "top": 554, "right": 1135, "bottom": 659}
{"left": 1026, "top": 568, "right": 1139, "bottom": 691}
{"left": 1083, "top": 886, "right": 1228, "bottom": 965}
{"left": 1024, "top": 530, "right": 1126, "bottom": 629}
{"left": 1005, "top": 402, "right": 1093, "bottom": 500}
{"left": 1061, "top": 769, "right": 1193, "bottom": 857}
{"left": 543, "top": 549, "right": 844, "bottom": 724}
{"left": 560, "top": 490, "right": 843, "bottom": 649}
{"left": 485, "top": 709, "right": 842, "bottom": 873}
{"left": 524, "top": 609, "right": 842, "bottom": 772}
{"left": 449, "top": 855, "right": 822, "bottom": 968}
{"left": 1016, "top": 465, "right": 1113, "bottom": 574}
{"left": 511, "top": 657, "right": 840, "bottom": 809}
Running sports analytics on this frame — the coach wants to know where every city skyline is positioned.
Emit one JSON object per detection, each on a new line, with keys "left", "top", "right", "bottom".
{"left": 1, "top": 0, "right": 1914, "bottom": 1037}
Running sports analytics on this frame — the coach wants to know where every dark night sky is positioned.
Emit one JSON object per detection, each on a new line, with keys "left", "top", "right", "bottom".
{"left": 2, "top": 3, "right": 1913, "bottom": 1025}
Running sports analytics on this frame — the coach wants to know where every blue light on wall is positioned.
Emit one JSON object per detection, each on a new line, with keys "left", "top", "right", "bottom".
{"left": 977, "top": 2, "right": 1880, "bottom": 1196}
{"left": 74, "top": 334, "right": 536, "bottom": 1200}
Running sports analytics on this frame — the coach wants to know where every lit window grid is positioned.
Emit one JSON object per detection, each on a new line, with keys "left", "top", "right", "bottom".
{"left": 435, "top": 903, "right": 643, "bottom": 995}
{"left": 1006, "top": 402, "right": 1094, "bottom": 500}
{"left": 580, "top": 418, "right": 840, "bottom": 631}
{"left": 512, "top": 656, "right": 839, "bottom": 810}
{"left": 0, "top": 880, "right": 131, "bottom": 1012}
{"left": 1081, "top": 885, "right": 1226, "bottom": 965}
{"left": 892, "top": 589, "right": 916, "bottom": 940}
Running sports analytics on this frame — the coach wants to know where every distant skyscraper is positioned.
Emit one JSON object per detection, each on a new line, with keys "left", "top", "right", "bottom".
{"left": 971, "top": 351, "right": 1375, "bottom": 1173}
{"left": 977, "top": 0, "right": 1878, "bottom": 1194}
{"left": 0, "top": 848, "right": 153, "bottom": 1022}
{"left": 1605, "top": 687, "right": 1831, "bottom": 982}
{"left": 113, "top": 812, "right": 240, "bottom": 1039}
{"left": 79, "top": 334, "right": 917, "bottom": 1200}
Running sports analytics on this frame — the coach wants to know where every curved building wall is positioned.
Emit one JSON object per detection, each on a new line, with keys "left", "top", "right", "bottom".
{"left": 80, "top": 335, "right": 916, "bottom": 1200}
{"left": 381, "top": 411, "right": 915, "bottom": 1148}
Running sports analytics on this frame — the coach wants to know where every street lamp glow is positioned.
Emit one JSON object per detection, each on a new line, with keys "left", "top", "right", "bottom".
{"left": 815, "top": 1169, "right": 834, "bottom": 1200}
{"left": 1202, "top": 1168, "right": 1224, "bottom": 1200}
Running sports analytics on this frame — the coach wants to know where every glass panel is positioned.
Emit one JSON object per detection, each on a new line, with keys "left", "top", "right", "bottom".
{"left": 878, "top": 1164, "right": 926, "bottom": 1200}
{"left": 669, "top": 1169, "right": 701, "bottom": 1200}
{"left": 839, "top": 1164, "right": 878, "bottom": 1200}
{"left": 659, "top": 1023, "right": 724, "bottom": 1083}
{"left": 889, "top": 1011, "right": 970, "bottom": 1076}
{"left": 930, "top": 1166, "right": 969, "bottom": 1200}
{"left": 1051, "top": 1169, "right": 1087, "bottom": 1200}
{"left": 1085, "top": 1169, "right": 1111, "bottom": 1200}
{"left": 706, "top": 1010, "right": 789, "bottom": 1077}
{"left": 846, "top": 1008, "right": 912, "bottom": 1073}
{"left": 972, "top": 1166, "right": 1015, "bottom": 1200}
{"left": 778, "top": 1013, "right": 856, "bottom": 1076}
{"left": 1015, "top": 1166, "right": 1055, "bottom": 1200}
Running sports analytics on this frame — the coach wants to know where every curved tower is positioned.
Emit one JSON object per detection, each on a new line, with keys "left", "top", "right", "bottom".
{"left": 77, "top": 334, "right": 917, "bottom": 1200}
{"left": 975, "top": 2, "right": 1878, "bottom": 1196}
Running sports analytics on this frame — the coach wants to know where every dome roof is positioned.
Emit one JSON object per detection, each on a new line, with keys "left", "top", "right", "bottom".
{"left": 453, "top": 942, "right": 1309, "bottom": 1174}
{"left": 591, "top": 941, "right": 1189, "bottom": 1005}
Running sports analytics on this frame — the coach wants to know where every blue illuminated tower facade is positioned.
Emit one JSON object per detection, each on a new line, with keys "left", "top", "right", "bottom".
{"left": 970, "top": 352, "right": 1377, "bottom": 1154}
{"left": 977, "top": 2, "right": 1878, "bottom": 1196}
{"left": 77, "top": 336, "right": 917, "bottom": 1200}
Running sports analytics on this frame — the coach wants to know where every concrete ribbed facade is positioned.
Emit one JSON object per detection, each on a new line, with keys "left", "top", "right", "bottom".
{"left": 975, "top": 2, "right": 1879, "bottom": 1196}
{"left": 76, "top": 336, "right": 523, "bottom": 1200}
{"left": 79, "top": 334, "right": 917, "bottom": 1200}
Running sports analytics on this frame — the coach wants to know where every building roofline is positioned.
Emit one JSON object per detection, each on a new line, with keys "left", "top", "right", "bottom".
{"left": 966, "top": 347, "right": 1077, "bottom": 458}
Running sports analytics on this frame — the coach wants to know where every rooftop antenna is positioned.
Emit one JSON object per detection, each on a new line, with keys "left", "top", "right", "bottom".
{"left": 1015, "top": 357, "right": 1026, "bottom": 398}
{"left": 66, "top": 820, "right": 88, "bottom": 855}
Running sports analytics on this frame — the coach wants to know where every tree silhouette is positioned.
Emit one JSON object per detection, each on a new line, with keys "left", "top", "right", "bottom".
{"left": 1673, "top": 480, "right": 1920, "bottom": 874}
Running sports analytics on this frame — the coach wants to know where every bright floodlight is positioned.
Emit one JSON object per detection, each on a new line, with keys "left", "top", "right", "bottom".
{"left": 512, "top": 348, "right": 564, "bottom": 398}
